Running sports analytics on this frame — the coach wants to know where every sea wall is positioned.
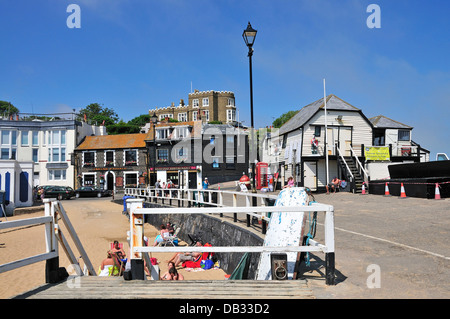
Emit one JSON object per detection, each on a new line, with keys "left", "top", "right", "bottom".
{"left": 122, "top": 200, "right": 263, "bottom": 278}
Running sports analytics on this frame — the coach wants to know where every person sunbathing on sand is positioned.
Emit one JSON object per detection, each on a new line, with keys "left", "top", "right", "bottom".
{"left": 167, "top": 241, "right": 203, "bottom": 267}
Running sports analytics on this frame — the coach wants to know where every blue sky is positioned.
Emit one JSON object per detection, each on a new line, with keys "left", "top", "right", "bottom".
{"left": 1, "top": 0, "right": 449, "bottom": 158}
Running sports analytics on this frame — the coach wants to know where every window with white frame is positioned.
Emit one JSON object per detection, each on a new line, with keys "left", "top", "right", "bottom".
{"left": 159, "top": 114, "right": 173, "bottom": 120}
{"left": 203, "top": 110, "right": 210, "bottom": 121}
{"left": 32, "top": 131, "right": 39, "bottom": 146}
{"left": 202, "top": 98, "right": 209, "bottom": 107}
{"left": 83, "top": 173, "right": 95, "bottom": 186}
{"left": 178, "top": 112, "right": 187, "bottom": 122}
{"left": 21, "top": 130, "right": 29, "bottom": 146}
{"left": 124, "top": 172, "right": 138, "bottom": 188}
{"left": 105, "top": 150, "right": 115, "bottom": 167}
{"left": 48, "top": 130, "right": 66, "bottom": 163}
{"left": 83, "top": 151, "right": 95, "bottom": 167}
{"left": 174, "top": 146, "right": 188, "bottom": 163}
{"left": 156, "top": 128, "right": 169, "bottom": 139}
{"left": 124, "top": 149, "right": 137, "bottom": 166}
{"left": 227, "top": 98, "right": 235, "bottom": 106}
{"left": 192, "top": 111, "right": 198, "bottom": 121}
{"left": 0, "top": 130, "right": 17, "bottom": 160}
{"left": 192, "top": 99, "right": 199, "bottom": 108}
{"left": 48, "top": 169, "right": 67, "bottom": 181}
{"left": 157, "top": 149, "right": 169, "bottom": 163}
{"left": 227, "top": 109, "right": 236, "bottom": 122}
{"left": 175, "top": 127, "right": 189, "bottom": 139}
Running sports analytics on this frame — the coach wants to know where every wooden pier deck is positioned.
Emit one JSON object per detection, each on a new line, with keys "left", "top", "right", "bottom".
{"left": 14, "top": 277, "right": 315, "bottom": 299}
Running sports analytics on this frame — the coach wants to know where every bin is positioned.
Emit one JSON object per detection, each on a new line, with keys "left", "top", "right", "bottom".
{"left": 122, "top": 195, "right": 134, "bottom": 213}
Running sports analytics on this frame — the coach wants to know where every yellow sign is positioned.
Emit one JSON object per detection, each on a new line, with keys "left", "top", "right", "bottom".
{"left": 365, "top": 147, "right": 390, "bottom": 161}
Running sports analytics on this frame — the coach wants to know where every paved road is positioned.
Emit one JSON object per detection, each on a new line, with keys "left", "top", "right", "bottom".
{"left": 300, "top": 192, "right": 450, "bottom": 299}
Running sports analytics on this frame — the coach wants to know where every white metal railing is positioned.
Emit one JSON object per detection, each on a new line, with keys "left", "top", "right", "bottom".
{"left": 336, "top": 145, "right": 354, "bottom": 179}
{"left": 126, "top": 198, "right": 336, "bottom": 283}
{"left": 124, "top": 187, "right": 278, "bottom": 226}
{"left": 0, "top": 199, "right": 95, "bottom": 278}
{"left": 350, "top": 145, "right": 369, "bottom": 182}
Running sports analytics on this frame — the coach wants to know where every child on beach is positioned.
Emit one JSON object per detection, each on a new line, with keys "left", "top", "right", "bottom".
{"left": 161, "top": 261, "right": 184, "bottom": 280}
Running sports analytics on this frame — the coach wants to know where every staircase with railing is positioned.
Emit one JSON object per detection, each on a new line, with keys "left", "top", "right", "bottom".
{"left": 336, "top": 144, "right": 368, "bottom": 193}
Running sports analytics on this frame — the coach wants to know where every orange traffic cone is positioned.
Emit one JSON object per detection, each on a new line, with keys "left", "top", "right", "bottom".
{"left": 434, "top": 183, "right": 441, "bottom": 200}
{"left": 361, "top": 182, "right": 366, "bottom": 195}
{"left": 399, "top": 183, "right": 407, "bottom": 198}
{"left": 384, "top": 182, "right": 390, "bottom": 196}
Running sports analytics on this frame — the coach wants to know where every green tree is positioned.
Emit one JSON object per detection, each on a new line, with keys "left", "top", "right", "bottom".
{"left": 78, "top": 103, "right": 118, "bottom": 126}
{"left": 107, "top": 120, "right": 141, "bottom": 135}
{"left": 128, "top": 114, "right": 150, "bottom": 127}
{"left": 272, "top": 110, "right": 299, "bottom": 128}
{"left": 0, "top": 101, "right": 20, "bottom": 116}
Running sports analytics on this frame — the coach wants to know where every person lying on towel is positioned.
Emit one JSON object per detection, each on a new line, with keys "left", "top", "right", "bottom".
{"left": 167, "top": 241, "right": 203, "bottom": 267}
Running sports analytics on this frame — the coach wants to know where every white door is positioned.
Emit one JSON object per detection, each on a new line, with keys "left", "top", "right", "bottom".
{"left": 326, "top": 127, "right": 338, "bottom": 155}
{"left": 339, "top": 127, "right": 352, "bottom": 156}
{"left": 304, "top": 162, "right": 317, "bottom": 191}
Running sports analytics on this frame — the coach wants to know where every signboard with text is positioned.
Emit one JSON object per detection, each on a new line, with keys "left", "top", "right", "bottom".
{"left": 365, "top": 147, "right": 390, "bottom": 161}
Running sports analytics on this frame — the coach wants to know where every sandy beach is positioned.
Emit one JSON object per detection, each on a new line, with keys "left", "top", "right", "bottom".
{"left": 0, "top": 198, "right": 226, "bottom": 299}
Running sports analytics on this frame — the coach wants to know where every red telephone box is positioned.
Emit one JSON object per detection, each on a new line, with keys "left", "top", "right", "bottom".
{"left": 256, "top": 162, "right": 269, "bottom": 190}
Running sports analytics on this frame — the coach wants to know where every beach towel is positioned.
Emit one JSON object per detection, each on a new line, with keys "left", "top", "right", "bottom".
{"left": 98, "top": 265, "right": 120, "bottom": 276}
{"left": 182, "top": 243, "right": 212, "bottom": 268}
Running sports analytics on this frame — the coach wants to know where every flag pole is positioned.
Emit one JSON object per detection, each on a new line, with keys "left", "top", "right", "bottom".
{"left": 323, "top": 79, "right": 329, "bottom": 186}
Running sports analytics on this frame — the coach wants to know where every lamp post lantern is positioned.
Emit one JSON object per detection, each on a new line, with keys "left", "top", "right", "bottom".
{"left": 242, "top": 22, "right": 258, "bottom": 195}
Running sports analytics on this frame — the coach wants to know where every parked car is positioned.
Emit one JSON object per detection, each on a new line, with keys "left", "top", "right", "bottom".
{"left": 436, "top": 153, "right": 449, "bottom": 161}
{"left": 43, "top": 186, "right": 76, "bottom": 200}
{"left": 75, "top": 186, "right": 112, "bottom": 198}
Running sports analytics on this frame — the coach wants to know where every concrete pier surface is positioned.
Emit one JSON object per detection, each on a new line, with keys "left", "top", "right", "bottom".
{"left": 298, "top": 192, "right": 449, "bottom": 299}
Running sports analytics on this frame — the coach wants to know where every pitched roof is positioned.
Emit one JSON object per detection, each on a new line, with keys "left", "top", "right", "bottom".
{"left": 145, "top": 121, "right": 201, "bottom": 140}
{"left": 279, "top": 94, "right": 360, "bottom": 135}
{"left": 76, "top": 133, "right": 148, "bottom": 150}
{"left": 369, "top": 115, "right": 412, "bottom": 129}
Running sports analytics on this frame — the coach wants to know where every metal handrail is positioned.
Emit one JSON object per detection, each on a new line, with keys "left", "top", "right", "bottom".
{"left": 125, "top": 187, "right": 279, "bottom": 232}
{"left": 336, "top": 145, "right": 354, "bottom": 179}
{"left": 349, "top": 144, "right": 369, "bottom": 181}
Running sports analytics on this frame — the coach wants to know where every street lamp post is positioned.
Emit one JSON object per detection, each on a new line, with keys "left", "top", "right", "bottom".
{"left": 242, "top": 21, "right": 258, "bottom": 195}
{"left": 151, "top": 112, "right": 158, "bottom": 187}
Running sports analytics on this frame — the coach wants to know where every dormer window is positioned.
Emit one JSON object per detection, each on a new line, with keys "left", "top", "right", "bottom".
{"left": 156, "top": 128, "right": 169, "bottom": 139}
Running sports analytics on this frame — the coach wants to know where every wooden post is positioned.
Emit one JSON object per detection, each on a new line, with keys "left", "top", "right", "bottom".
{"left": 324, "top": 208, "right": 336, "bottom": 285}
{"left": 44, "top": 199, "right": 59, "bottom": 283}
{"left": 129, "top": 198, "right": 145, "bottom": 280}
{"left": 233, "top": 193, "right": 237, "bottom": 222}
{"left": 219, "top": 191, "right": 223, "bottom": 217}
